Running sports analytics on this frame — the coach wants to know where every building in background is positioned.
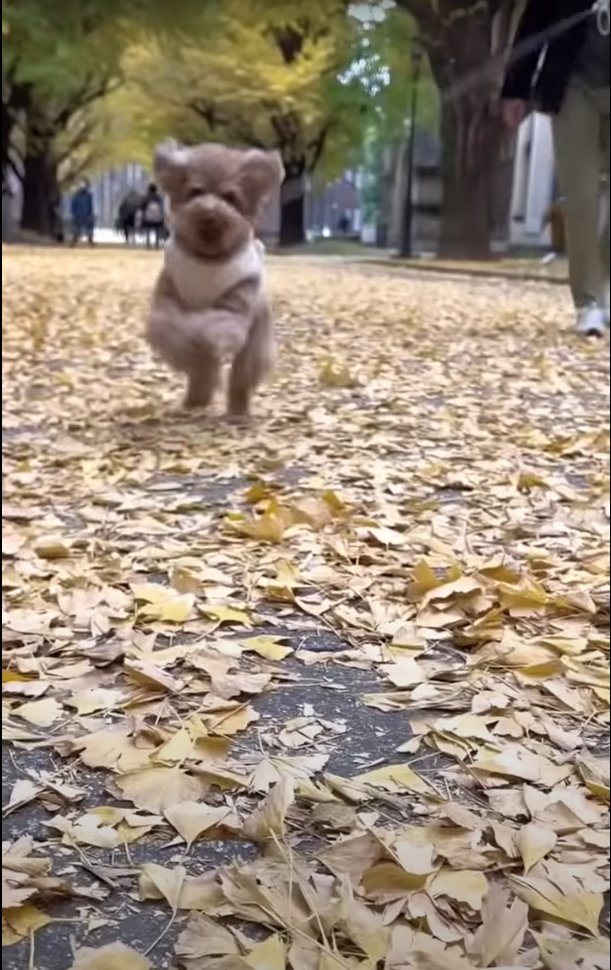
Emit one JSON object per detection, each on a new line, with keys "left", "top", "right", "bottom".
{"left": 85, "top": 163, "right": 150, "bottom": 229}
{"left": 307, "top": 170, "right": 362, "bottom": 237}
{"left": 376, "top": 115, "right": 556, "bottom": 255}
{"left": 377, "top": 128, "right": 441, "bottom": 253}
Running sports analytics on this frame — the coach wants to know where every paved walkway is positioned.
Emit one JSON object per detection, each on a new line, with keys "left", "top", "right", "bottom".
{"left": 2, "top": 249, "right": 609, "bottom": 968}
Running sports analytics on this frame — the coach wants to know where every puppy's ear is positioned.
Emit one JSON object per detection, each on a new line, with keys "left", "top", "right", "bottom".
{"left": 153, "top": 139, "right": 188, "bottom": 195}
{"left": 238, "top": 150, "right": 285, "bottom": 216}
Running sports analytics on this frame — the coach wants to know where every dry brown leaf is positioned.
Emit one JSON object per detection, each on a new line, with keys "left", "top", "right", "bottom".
{"left": 33, "top": 535, "right": 71, "bottom": 559}
{"left": 139, "top": 862, "right": 186, "bottom": 914}
{"left": 131, "top": 583, "right": 195, "bottom": 623}
{"left": 192, "top": 763, "right": 250, "bottom": 792}
{"left": 152, "top": 724, "right": 197, "bottom": 764}
{"left": 12, "top": 696, "right": 62, "bottom": 726}
{"left": 311, "top": 802, "right": 357, "bottom": 831}
{"left": 124, "top": 657, "right": 185, "bottom": 692}
{"left": 242, "top": 777, "right": 294, "bottom": 841}
{"left": 515, "top": 823, "right": 558, "bottom": 873}
{"left": 211, "top": 669, "right": 271, "bottom": 700}
{"left": 66, "top": 687, "right": 128, "bottom": 716}
{"left": 251, "top": 753, "right": 329, "bottom": 792}
{"left": 239, "top": 635, "right": 293, "bottom": 661}
{"left": 2, "top": 878, "right": 38, "bottom": 911}
{"left": 352, "top": 762, "right": 435, "bottom": 796}
{"left": 577, "top": 757, "right": 610, "bottom": 802}
{"left": 533, "top": 932, "right": 610, "bottom": 970}
{"left": 2, "top": 904, "right": 52, "bottom": 945}
{"left": 468, "top": 884, "right": 528, "bottom": 966}
{"left": 200, "top": 603, "right": 252, "bottom": 626}
{"left": 164, "top": 801, "right": 237, "bottom": 848}
{"left": 245, "top": 934, "right": 286, "bottom": 969}
{"left": 509, "top": 872, "right": 603, "bottom": 935}
{"left": 380, "top": 656, "right": 427, "bottom": 687}
{"left": 175, "top": 912, "right": 240, "bottom": 963}
{"left": 3, "top": 779, "right": 44, "bottom": 816}
{"left": 115, "top": 767, "right": 208, "bottom": 813}
{"left": 393, "top": 834, "right": 437, "bottom": 876}
{"left": 48, "top": 812, "right": 123, "bottom": 849}
{"left": 72, "top": 722, "right": 151, "bottom": 772}
{"left": 278, "top": 716, "right": 323, "bottom": 748}
{"left": 473, "top": 744, "right": 573, "bottom": 785}
{"left": 70, "top": 943, "right": 151, "bottom": 969}
{"left": 362, "top": 860, "right": 428, "bottom": 898}
{"left": 205, "top": 703, "right": 260, "bottom": 736}
{"left": 139, "top": 867, "right": 226, "bottom": 911}
{"left": 428, "top": 868, "right": 488, "bottom": 910}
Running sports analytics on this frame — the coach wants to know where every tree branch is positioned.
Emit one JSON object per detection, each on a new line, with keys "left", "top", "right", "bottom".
{"left": 60, "top": 148, "right": 98, "bottom": 190}
{"left": 52, "top": 73, "right": 118, "bottom": 129}
{"left": 392, "top": 0, "right": 442, "bottom": 40}
{"left": 55, "top": 116, "right": 97, "bottom": 167}
{"left": 306, "top": 123, "right": 330, "bottom": 173}
{"left": 188, "top": 100, "right": 266, "bottom": 148}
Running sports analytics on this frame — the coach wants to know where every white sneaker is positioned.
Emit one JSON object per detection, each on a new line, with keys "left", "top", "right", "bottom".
{"left": 576, "top": 305, "right": 607, "bottom": 337}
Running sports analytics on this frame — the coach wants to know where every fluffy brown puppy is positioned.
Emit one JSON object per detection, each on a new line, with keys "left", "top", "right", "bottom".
{"left": 146, "top": 140, "right": 284, "bottom": 416}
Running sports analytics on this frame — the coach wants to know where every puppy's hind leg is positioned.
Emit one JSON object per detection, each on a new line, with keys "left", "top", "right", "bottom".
{"left": 184, "top": 350, "right": 221, "bottom": 410}
{"left": 227, "top": 304, "right": 275, "bottom": 418}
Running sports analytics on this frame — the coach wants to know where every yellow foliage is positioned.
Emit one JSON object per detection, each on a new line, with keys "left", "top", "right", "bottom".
{"left": 103, "top": 0, "right": 356, "bottom": 171}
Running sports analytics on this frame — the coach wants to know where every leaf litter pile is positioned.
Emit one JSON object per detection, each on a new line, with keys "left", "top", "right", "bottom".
{"left": 2, "top": 247, "right": 610, "bottom": 969}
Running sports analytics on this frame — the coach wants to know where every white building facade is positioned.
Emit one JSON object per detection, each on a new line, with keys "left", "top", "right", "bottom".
{"left": 509, "top": 112, "right": 556, "bottom": 249}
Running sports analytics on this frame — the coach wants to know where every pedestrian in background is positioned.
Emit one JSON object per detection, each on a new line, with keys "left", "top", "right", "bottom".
{"left": 141, "top": 182, "right": 166, "bottom": 249}
{"left": 116, "top": 189, "right": 142, "bottom": 244}
{"left": 502, "top": 0, "right": 610, "bottom": 336}
{"left": 70, "top": 179, "right": 95, "bottom": 246}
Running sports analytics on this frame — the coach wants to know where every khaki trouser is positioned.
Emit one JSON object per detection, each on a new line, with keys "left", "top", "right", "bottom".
{"left": 552, "top": 82, "right": 610, "bottom": 309}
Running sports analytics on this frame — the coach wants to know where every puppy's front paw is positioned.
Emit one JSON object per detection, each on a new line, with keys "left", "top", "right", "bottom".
{"left": 183, "top": 377, "right": 215, "bottom": 410}
{"left": 183, "top": 392, "right": 209, "bottom": 411}
{"left": 225, "top": 410, "right": 253, "bottom": 428}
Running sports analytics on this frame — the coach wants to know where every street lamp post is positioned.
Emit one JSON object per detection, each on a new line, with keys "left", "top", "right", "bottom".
{"left": 399, "top": 42, "right": 424, "bottom": 259}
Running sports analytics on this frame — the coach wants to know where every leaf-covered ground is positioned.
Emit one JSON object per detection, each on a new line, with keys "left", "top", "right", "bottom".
{"left": 2, "top": 247, "right": 610, "bottom": 970}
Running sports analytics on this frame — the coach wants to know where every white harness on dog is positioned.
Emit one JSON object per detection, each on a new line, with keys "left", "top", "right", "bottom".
{"left": 164, "top": 236, "right": 265, "bottom": 310}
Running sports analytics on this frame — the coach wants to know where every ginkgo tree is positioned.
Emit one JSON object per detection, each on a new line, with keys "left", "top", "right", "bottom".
{"left": 2, "top": 0, "right": 210, "bottom": 236}
{"left": 109, "top": 0, "right": 375, "bottom": 245}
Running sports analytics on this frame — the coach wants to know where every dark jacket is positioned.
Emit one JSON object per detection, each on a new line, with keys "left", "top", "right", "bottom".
{"left": 70, "top": 187, "right": 94, "bottom": 226}
{"left": 502, "top": 0, "right": 598, "bottom": 113}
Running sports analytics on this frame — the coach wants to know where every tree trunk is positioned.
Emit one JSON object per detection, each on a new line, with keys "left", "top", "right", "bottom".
{"left": 278, "top": 166, "right": 306, "bottom": 246}
{"left": 490, "top": 126, "right": 517, "bottom": 249}
{"left": 279, "top": 191, "right": 306, "bottom": 246}
{"left": 20, "top": 143, "right": 59, "bottom": 237}
{"left": 2, "top": 100, "right": 13, "bottom": 193}
{"left": 393, "top": 0, "right": 523, "bottom": 259}
{"left": 2, "top": 81, "right": 31, "bottom": 192}
{"left": 438, "top": 96, "right": 511, "bottom": 259}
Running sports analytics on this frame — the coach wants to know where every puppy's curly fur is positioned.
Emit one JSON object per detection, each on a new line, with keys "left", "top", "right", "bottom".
{"left": 146, "top": 140, "right": 284, "bottom": 416}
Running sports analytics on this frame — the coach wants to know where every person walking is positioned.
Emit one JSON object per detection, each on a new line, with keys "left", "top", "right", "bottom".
{"left": 116, "top": 189, "right": 142, "bottom": 244}
{"left": 141, "top": 183, "right": 165, "bottom": 249}
{"left": 502, "top": 0, "right": 610, "bottom": 336}
{"left": 70, "top": 179, "right": 95, "bottom": 246}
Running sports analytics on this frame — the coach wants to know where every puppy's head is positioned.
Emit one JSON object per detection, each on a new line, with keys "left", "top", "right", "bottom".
{"left": 153, "top": 140, "right": 284, "bottom": 259}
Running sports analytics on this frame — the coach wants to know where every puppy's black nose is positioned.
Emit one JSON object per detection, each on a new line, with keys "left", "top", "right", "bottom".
{"left": 199, "top": 210, "right": 223, "bottom": 235}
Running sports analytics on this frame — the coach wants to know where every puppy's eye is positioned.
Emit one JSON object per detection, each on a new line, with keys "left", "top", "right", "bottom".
{"left": 220, "top": 190, "right": 241, "bottom": 209}
{"left": 187, "top": 186, "right": 203, "bottom": 200}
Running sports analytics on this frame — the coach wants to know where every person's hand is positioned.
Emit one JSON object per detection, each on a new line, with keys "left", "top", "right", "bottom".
{"left": 502, "top": 99, "right": 529, "bottom": 129}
